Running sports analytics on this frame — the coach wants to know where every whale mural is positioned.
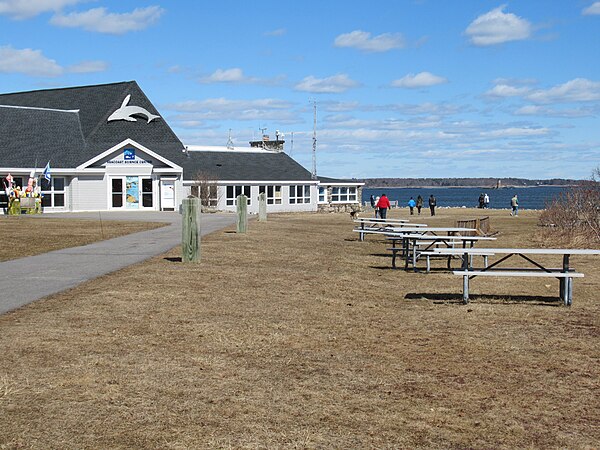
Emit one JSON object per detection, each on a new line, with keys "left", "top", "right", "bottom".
{"left": 107, "top": 95, "right": 160, "bottom": 123}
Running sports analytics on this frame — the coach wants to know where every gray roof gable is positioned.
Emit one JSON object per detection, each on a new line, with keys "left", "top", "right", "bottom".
{"left": 0, "top": 81, "right": 184, "bottom": 168}
{"left": 0, "top": 106, "right": 86, "bottom": 168}
{"left": 179, "top": 151, "right": 314, "bottom": 181}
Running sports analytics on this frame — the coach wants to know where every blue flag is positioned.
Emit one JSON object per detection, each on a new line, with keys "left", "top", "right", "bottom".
{"left": 43, "top": 161, "right": 51, "bottom": 182}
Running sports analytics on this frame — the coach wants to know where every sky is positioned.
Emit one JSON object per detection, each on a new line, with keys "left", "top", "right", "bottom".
{"left": 0, "top": 0, "right": 599, "bottom": 180}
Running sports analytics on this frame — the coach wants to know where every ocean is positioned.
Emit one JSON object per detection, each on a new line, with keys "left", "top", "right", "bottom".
{"left": 362, "top": 186, "right": 569, "bottom": 210}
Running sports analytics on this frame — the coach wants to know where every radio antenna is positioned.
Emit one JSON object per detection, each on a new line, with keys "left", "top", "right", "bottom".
{"left": 311, "top": 100, "right": 317, "bottom": 180}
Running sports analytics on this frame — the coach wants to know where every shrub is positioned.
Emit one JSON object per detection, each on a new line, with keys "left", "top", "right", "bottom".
{"left": 539, "top": 168, "right": 600, "bottom": 245}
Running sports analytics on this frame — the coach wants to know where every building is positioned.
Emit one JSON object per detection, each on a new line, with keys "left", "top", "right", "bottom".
{"left": 0, "top": 81, "right": 362, "bottom": 214}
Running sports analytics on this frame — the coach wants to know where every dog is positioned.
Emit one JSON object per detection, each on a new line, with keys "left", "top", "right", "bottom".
{"left": 350, "top": 210, "right": 360, "bottom": 220}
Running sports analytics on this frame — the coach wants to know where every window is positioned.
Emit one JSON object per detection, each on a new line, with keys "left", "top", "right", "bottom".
{"left": 259, "top": 185, "right": 282, "bottom": 205}
{"left": 112, "top": 178, "right": 123, "bottom": 208}
{"left": 289, "top": 185, "right": 311, "bottom": 204}
{"left": 331, "top": 186, "right": 357, "bottom": 203}
{"left": 226, "top": 185, "right": 251, "bottom": 206}
{"left": 142, "top": 178, "right": 153, "bottom": 208}
{"left": 318, "top": 186, "right": 327, "bottom": 203}
{"left": 41, "top": 177, "right": 66, "bottom": 208}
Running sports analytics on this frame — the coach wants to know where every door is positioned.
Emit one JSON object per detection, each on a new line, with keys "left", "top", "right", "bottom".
{"left": 161, "top": 180, "right": 175, "bottom": 210}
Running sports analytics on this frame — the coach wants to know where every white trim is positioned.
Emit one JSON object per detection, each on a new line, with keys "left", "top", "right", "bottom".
{"left": 76, "top": 138, "right": 183, "bottom": 171}
{"left": 0, "top": 104, "right": 79, "bottom": 114}
{"left": 319, "top": 181, "right": 365, "bottom": 186}
{"left": 183, "top": 179, "right": 320, "bottom": 185}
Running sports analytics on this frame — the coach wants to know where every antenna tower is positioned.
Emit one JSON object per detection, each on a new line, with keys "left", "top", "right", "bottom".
{"left": 226, "top": 129, "right": 234, "bottom": 149}
{"left": 311, "top": 100, "right": 317, "bottom": 180}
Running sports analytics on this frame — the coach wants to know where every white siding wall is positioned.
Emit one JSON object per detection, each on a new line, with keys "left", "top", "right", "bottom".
{"left": 71, "top": 175, "right": 107, "bottom": 211}
{"left": 216, "top": 183, "right": 318, "bottom": 214}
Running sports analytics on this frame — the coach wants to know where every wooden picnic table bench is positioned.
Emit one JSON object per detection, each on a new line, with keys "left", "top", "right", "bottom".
{"left": 433, "top": 247, "right": 600, "bottom": 306}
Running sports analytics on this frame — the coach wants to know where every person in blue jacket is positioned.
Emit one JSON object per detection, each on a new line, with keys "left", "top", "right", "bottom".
{"left": 408, "top": 197, "right": 416, "bottom": 215}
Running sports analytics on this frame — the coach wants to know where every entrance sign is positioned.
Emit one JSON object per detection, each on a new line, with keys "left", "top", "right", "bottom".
{"left": 107, "top": 95, "right": 160, "bottom": 123}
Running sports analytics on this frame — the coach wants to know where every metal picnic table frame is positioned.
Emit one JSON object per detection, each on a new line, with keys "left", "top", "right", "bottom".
{"left": 433, "top": 247, "right": 600, "bottom": 306}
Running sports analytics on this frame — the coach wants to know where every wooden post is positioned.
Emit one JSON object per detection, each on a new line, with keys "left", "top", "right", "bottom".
{"left": 236, "top": 194, "right": 248, "bottom": 233}
{"left": 258, "top": 192, "right": 267, "bottom": 222}
{"left": 182, "top": 196, "right": 200, "bottom": 262}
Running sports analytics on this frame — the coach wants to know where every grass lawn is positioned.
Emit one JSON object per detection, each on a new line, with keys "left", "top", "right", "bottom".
{"left": 0, "top": 208, "right": 598, "bottom": 448}
{"left": 0, "top": 216, "right": 166, "bottom": 261}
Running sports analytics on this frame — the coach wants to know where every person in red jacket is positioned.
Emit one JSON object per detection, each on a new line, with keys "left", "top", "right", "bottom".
{"left": 376, "top": 193, "right": 391, "bottom": 219}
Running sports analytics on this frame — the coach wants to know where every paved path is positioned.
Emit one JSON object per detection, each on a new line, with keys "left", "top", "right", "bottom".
{"left": 0, "top": 212, "right": 236, "bottom": 315}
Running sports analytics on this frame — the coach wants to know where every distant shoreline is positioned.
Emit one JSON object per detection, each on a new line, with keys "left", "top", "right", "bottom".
{"left": 363, "top": 185, "right": 576, "bottom": 189}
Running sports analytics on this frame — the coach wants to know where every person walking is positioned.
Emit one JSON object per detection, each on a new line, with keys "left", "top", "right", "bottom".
{"left": 376, "top": 193, "right": 391, "bottom": 219}
{"left": 478, "top": 193, "right": 485, "bottom": 209}
{"left": 374, "top": 196, "right": 380, "bottom": 218}
{"left": 416, "top": 195, "right": 423, "bottom": 215}
{"left": 510, "top": 194, "right": 519, "bottom": 216}
{"left": 428, "top": 194, "right": 437, "bottom": 216}
{"left": 484, "top": 193, "right": 490, "bottom": 209}
{"left": 408, "top": 197, "right": 416, "bottom": 215}
{"left": 370, "top": 194, "right": 375, "bottom": 209}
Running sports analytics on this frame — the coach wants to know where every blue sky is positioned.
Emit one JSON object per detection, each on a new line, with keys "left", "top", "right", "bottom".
{"left": 1, "top": 0, "right": 599, "bottom": 180}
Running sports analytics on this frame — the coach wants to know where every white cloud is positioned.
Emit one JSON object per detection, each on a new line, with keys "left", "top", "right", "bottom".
{"left": 167, "top": 98, "right": 292, "bottom": 113}
{"left": 465, "top": 5, "right": 532, "bottom": 46}
{"left": 485, "top": 83, "right": 531, "bottom": 98}
{"left": 67, "top": 60, "right": 108, "bottom": 73}
{"left": 334, "top": 30, "right": 405, "bottom": 52}
{"left": 199, "top": 68, "right": 246, "bottom": 83}
{"left": 264, "top": 28, "right": 286, "bottom": 36}
{"left": 582, "top": 2, "right": 600, "bottom": 15}
{"left": 391, "top": 72, "right": 447, "bottom": 88}
{"left": 527, "top": 78, "right": 600, "bottom": 103}
{"left": 166, "top": 98, "right": 300, "bottom": 122}
{"left": 514, "top": 105, "right": 595, "bottom": 118}
{"left": 198, "top": 68, "right": 284, "bottom": 85}
{"left": 480, "top": 127, "right": 550, "bottom": 138}
{"left": 0, "top": 45, "right": 62, "bottom": 76}
{"left": 294, "top": 74, "right": 359, "bottom": 93}
{"left": 0, "top": 0, "right": 82, "bottom": 19}
{"left": 50, "top": 6, "right": 164, "bottom": 34}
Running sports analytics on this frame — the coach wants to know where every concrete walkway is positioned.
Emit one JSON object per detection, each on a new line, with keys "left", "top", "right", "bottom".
{"left": 0, "top": 212, "right": 237, "bottom": 315}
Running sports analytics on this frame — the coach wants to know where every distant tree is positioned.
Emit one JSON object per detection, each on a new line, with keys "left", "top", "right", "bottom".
{"left": 191, "top": 171, "right": 220, "bottom": 211}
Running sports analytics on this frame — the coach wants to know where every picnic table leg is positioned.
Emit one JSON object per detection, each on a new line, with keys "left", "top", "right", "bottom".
{"left": 412, "top": 238, "right": 418, "bottom": 272}
{"left": 404, "top": 238, "right": 410, "bottom": 270}
{"left": 483, "top": 255, "right": 488, "bottom": 268}
{"left": 562, "top": 254, "right": 572, "bottom": 307}
{"left": 359, "top": 222, "right": 365, "bottom": 241}
{"left": 463, "top": 275, "right": 469, "bottom": 304}
{"left": 426, "top": 255, "right": 431, "bottom": 273}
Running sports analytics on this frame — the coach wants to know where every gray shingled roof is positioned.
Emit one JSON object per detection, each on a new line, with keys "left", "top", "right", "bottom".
{"left": 179, "top": 151, "right": 314, "bottom": 181}
{"left": 0, "top": 81, "right": 184, "bottom": 168}
{"left": 0, "top": 81, "right": 318, "bottom": 183}
{"left": 0, "top": 106, "right": 86, "bottom": 168}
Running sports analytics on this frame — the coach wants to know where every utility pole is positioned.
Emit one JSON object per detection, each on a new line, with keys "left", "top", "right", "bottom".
{"left": 311, "top": 100, "right": 317, "bottom": 180}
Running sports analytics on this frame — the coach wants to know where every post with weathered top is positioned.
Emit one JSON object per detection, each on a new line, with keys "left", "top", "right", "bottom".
{"left": 258, "top": 192, "right": 267, "bottom": 222}
{"left": 237, "top": 194, "right": 248, "bottom": 233}
{"left": 182, "top": 196, "right": 200, "bottom": 262}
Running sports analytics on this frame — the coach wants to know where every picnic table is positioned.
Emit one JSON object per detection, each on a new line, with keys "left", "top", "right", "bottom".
{"left": 353, "top": 219, "right": 427, "bottom": 241}
{"left": 386, "top": 232, "right": 495, "bottom": 271}
{"left": 432, "top": 247, "right": 600, "bottom": 305}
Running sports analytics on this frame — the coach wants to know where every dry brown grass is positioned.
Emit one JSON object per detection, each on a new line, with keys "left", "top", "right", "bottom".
{"left": 0, "top": 208, "right": 599, "bottom": 449}
{"left": 0, "top": 216, "right": 165, "bottom": 261}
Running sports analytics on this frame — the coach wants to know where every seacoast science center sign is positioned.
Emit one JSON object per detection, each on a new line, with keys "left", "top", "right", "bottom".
{"left": 104, "top": 148, "right": 153, "bottom": 165}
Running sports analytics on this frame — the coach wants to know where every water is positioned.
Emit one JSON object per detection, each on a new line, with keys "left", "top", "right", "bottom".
{"left": 362, "top": 186, "right": 569, "bottom": 210}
